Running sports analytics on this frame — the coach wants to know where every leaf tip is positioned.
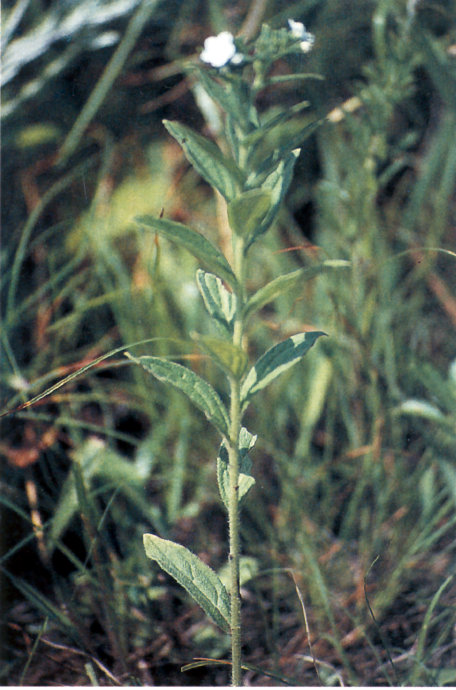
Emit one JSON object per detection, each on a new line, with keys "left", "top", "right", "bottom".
{"left": 310, "top": 330, "right": 328, "bottom": 343}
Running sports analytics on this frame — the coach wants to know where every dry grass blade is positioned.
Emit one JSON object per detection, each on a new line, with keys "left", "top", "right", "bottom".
{"left": 290, "top": 570, "right": 321, "bottom": 685}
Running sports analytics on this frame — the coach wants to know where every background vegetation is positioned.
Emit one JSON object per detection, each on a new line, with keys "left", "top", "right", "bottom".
{"left": 1, "top": 0, "right": 456, "bottom": 685}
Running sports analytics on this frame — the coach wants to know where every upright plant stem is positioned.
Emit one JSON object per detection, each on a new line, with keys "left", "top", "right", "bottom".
{"left": 228, "top": 236, "right": 246, "bottom": 686}
{"left": 228, "top": 374, "right": 242, "bottom": 686}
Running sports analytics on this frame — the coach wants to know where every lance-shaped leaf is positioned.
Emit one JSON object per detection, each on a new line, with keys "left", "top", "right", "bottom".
{"left": 243, "top": 260, "right": 350, "bottom": 322}
{"left": 217, "top": 427, "right": 257, "bottom": 509}
{"left": 248, "top": 119, "right": 322, "bottom": 187}
{"left": 163, "top": 119, "right": 244, "bottom": 201}
{"left": 126, "top": 353, "right": 229, "bottom": 437}
{"left": 194, "top": 66, "right": 251, "bottom": 128}
{"left": 242, "top": 99, "right": 311, "bottom": 148}
{"left": 225, "top": 113, "right": 241, "bottom": 165}
{"left": 227, "top": 189, "right": 273, "bottom": 239}
{"left": 196, "top": 269, "right": 236, "bottom": 335}
{"left": 271, "top": 119, "right": 322, "bottom": 161}
{"left": 245, "top": 149, "right": 300, "bottom": 250}
{"left": 193, "top": 333, "right": 248, "bottom": 380}
{"left": 143, "top": 534, "right": 231, "bottom": 632}
{"left": 241, "top": 331, "right": 326, "bottom": 408}
{"left": 134, "top": 216, "right": 237, "bottom": 289}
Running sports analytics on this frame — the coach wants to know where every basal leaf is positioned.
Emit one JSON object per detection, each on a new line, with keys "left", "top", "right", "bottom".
{"left": 217, "top": 428, "right": 257, "bottom": 509}
{"left": 126, "top": 353, "right": 229, "bottom": 437}
{"left": 134, "top": 216, "right": 237, "bottom": 289}
{"left": 196, "top": 269, "right": 236, "bottom": 335}
{"left": 193, "top": 334, "right": 248, "bottom": 380}
{"left": 227, "top": 189, "right": 273, "bottom": 240}
{"left": 241, "top": 331, "right": 326, "bottom": 408}
{"left": 243, "top": 260, "right": 350, "bottom": 322}
{"left": 143, "top": 533, "right": 231, "bottom": 632}
{"left": 163, "top": 119, "right": 244, "bottom": 201}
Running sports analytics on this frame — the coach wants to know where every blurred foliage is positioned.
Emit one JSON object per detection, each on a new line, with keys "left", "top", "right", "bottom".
{"left": 2, "top": 0, "right": 456, "bottom": 685}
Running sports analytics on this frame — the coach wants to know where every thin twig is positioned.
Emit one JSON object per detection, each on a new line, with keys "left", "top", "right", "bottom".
{"left": 291, "top": 570, "right": 321, "bottom": 685}
{"left": 238, "top": 0, "right": 269, "bottom": 41}
{"left": 364, "top": 556, "right": 399, "bottom": 686}
{"left": 39, "top": 637, "right": 123, "bottom": 685}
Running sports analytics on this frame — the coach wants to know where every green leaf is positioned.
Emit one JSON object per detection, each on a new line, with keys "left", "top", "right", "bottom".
{"left": 193, "top": 333, "right": 248, "bottom": 379}
{"left": 163, "top": 119, "right": 244, "bottom": 201}
{"left": 438, "top": 461, "right": 456, "bottom": 507}
{"left": 395, "top": 399, "right": 445, "bottom": 422}
{"left": 245, "top": 149, "right": 300, "bottom": 249}
{"left": 143, "top": 533, "right": 231, "bottom": 632}
{"left": 217, "top": 428, "right": 257, "bottom": 509}
{"left": 243, "top": 260, "right": 350, "bottom": 322}
{"left": 194, "top": 67, "right": 251, "bottom": 128}
{"left": 248, "top": 119, "right": 322, "bottom": 189}
{"left": 267, "top": 73, "right": 324, "bottom": 85}
{"left": 196, "top": 269, "right": 236, "bottom": 335}
{"left": 49, "top": 437, "right": 104, "bottom": 549}
{"left": 413, "top": 28, "right": 456, "bottom": 107}
{"left": 436, "top": 669, "right": 456, "bottom": 686}
{"left": 225, "top": 113, "right": 241, "bottom": 165}
{"left": 126, "top": 353, "right": 229, "bottom": 437}
{"left": 241, "top": 331, "right": 326, "bottom": 408}
{"left": 243, "top": 100, "right": 310, "bottom": 148}
{"left": 227, "top": 189, "right": 273, "bottom": 239}
{"left": 134, "top": 216, "right": 237, "bottom": 289}
{"left": 218, "top": 556, "right": 259, "bottom": 588}
{"left": 50, "top": 436, "right": 159, "bottom": 552}
{"left": 265, "top": 119, "right": 323, "bottom": 171}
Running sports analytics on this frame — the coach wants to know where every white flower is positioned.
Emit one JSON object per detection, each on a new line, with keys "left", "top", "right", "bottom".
{"left": 287, "top": 19, "right": 315, "bottom": 53}
{"left": 200, "top": 31, "right": 243, "bottom": 68}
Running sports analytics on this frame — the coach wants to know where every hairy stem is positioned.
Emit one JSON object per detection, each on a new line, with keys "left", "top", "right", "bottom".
{"left": 228, "top": 235, "right": 246, "bottom": 686}
{"left": 228, "top": 373, "right": 242, "bottom": 686}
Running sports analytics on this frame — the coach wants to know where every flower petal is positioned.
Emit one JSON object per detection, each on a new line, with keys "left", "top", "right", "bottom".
{"left": 287, "top": 19, "right": 315, "bottom": 53}
{"left": 200, "top": 31, "right": 238, "bottom": 68}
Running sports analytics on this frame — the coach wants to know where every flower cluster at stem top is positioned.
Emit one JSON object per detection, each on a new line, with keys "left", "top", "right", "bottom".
{"left": 200, "top": 19, "right": 315, "bottom": 69}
